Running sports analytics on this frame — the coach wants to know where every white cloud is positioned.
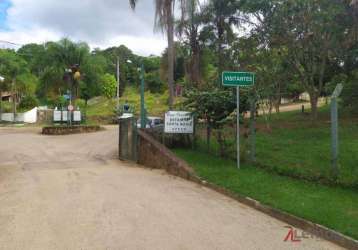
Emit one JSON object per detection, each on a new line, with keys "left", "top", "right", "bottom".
{"left": 0, "top": 0, "right": 168, "bottom": 56}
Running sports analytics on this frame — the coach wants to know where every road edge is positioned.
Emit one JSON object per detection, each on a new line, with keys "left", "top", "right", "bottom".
{"left": 135, "top": 130, "right": 358, "bottom": 250}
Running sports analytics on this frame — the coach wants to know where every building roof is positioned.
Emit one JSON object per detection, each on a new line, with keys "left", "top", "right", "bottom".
{"left": 1, "top": 92, "right": 12, "bottom": 98}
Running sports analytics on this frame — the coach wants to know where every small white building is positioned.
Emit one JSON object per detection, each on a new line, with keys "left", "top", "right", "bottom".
{"left": 0, "top": 107, "right": 38, "bottom": 123}
{"left": 299, "top": 92, "right": 311, "bottom": 102}
{"left": 1, "top": 91, "right": 13, "bottom": 102}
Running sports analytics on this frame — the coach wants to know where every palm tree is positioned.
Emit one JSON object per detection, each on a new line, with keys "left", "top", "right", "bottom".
{"left": 46, "top": 39, "right": 90, "bottom": 100}
{"left": 129, "top": 0, "right": 186, "bottom": 109}
{"left": 176, "top": 0, "right": 203, "bottom": 88}
{"left": 202, "top": 0, "right": 240, "bottom": 85}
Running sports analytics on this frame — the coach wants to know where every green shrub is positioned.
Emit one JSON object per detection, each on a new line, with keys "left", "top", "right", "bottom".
{"left": 19, "top": 95, "right": 39, "bottom": 110}
{"left": 145, "top": 71, "right": 165, "bottom": 93}
{"left": 75, "top": 99, "right": 86, "bottom": 110}
{"left": 0, "top": 102, "right": 12, "bottom": 112}
{"left": 53, "top": 96, "right": 67, "bottom": 109}
{"left": 101, "top": 73, "right": 117, "bottom": 99}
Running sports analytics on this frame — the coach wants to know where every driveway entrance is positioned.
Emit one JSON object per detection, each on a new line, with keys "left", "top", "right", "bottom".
{"left": 0, "top": 126, "right": 341, "bottom": 249}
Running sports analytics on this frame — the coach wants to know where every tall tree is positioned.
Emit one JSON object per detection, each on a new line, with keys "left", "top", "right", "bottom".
{"left": 201, "top": 0, "right": 242, "bottom": 84}
{"left": 18, "top": 43, "right": 47, "bottom": 77}
{"left": 176, "top": 0, "right": 204, "bottom": 87}
{"left": 0, "top": 49, "right": 30, "bottom": 120}
{"left": 259, "top": 0, "right": 348, "bottom": 119}
{"left": 129, "top": 0, "right": 187, "bottom": 109}
{"left": 34, "top": 39, "right": 91, "bottom": 101}
{"left": 99, "top": 45, "right": 137, "bottom": 96}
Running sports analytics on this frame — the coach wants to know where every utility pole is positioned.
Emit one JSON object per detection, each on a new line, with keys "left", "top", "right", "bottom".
{"left": 250, "top": 98, "right": 256, "bottom": 162}
{"left": 236, "top": 87, "right": 240, "bottom": 169}
{"left": 12, "top": 78, "right": 16, "bottom": 123}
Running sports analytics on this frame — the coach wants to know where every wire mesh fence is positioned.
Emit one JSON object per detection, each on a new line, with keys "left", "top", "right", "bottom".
{"left": 192, "top": 99, "right": 358, "bottom": 189}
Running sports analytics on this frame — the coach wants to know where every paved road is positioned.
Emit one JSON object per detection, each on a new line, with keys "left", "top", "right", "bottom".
{"left": 0, "top": 126, "right": 341, "bottom": 250}
{"left": 255, "top": 100, "right": 327, "bottom": 116}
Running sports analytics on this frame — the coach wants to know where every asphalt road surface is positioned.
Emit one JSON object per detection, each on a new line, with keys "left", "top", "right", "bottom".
{"left": 0, "top": 126, "right": 342, "bottom": 250}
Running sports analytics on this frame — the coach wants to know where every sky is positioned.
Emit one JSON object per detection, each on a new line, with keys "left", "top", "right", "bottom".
{"left": 0, "top": 0, "right": 168, "bottom": 56}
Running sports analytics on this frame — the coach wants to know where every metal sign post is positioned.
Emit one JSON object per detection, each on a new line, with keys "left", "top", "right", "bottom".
{"left": 249, "top": 98, "right": 256, "bottom": 162}
{"left": 331, "top": 83, "right": 343, "bottom": 177}
{"left": 68, "top": 104, "right": 74, "bottom": 126}
{"left": 236, "top": 87, "right": 240, "bottom": 169}
{"left": 222, "top": 71, "right": 255, "bottom": 169}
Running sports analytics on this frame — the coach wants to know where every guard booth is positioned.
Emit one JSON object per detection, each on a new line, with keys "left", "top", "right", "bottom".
{"left": 118, "top": 115, "right": 137, "bottom": 162}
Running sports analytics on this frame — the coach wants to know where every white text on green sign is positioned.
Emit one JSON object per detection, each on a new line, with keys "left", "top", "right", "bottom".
{"left": 222, "top": 72, "right": 255, "bottom": 87}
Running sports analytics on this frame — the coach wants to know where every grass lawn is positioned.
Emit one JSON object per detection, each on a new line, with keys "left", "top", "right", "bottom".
{"left": 195, "top": 106, "right": 358, "bottom": 187}
{"left": 255, "top": 107, "right": 358, "bottom": 187}
{"left": 255, "top": 121, "right": 358, "bottom": 187}
{"left": 85, "top": 87, "right": 170, "bottom": 123}
{"left": 86, "top": 87, "right": 169, "bottom": 117}
{"left": 174, "top": 148, "right": 358, "bottom": 240}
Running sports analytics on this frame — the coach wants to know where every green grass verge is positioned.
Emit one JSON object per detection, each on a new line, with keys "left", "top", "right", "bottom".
{"left": 195, "top": 106, "right": 358, "bottom": 187}
{"left": 85, "top": 87, "right": 170, "bottom": 123}
{"left": 174, "top": 148, "right": 358, "bottom": 240}
{"left": 255, "top": 107, "right": 358, "bottom": 187}
{"left": 255, "top": 122, "right": 358, "bottom": 187}
{"left": 88, "top": 87, "right": 169, "bottom": 116}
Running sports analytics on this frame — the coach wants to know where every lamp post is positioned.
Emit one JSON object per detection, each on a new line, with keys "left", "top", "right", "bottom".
{"left": 140, "top": 62, "right": 146, "bottom": 129}
{"left": 116, "top": 59, "right": 133, "bottom": 112}
{"left": 65, "top": 64, "right": 80, "bottom": 126}
{"left": 65, "top": 68, "right": 73, "bottom": 125}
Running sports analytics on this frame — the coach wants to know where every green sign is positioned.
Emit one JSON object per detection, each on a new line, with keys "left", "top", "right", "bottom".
{"left": 222, "top": 71, "right": 255, "bottom": 87}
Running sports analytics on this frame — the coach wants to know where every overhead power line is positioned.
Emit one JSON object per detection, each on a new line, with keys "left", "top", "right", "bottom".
{"left": 0, "top": 40, "right": 22, "bottom": 50}
{"left": 0, "top": 40, "right": 22, "bottom": 46}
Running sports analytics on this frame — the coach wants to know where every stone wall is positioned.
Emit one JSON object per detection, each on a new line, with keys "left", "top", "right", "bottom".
{"left": 137, "top": 130, "right": 195, "bottom": 180}
{"left": 42, "top": 125, "right": 101, "bottom": 135}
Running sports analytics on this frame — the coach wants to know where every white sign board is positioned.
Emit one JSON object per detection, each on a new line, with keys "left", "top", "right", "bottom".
{"left": 54, "top": 111, "right": 62, "bottom": 122}
{"left": 73, "top": 111, "right": 81, "bottom": 122}
{"left": 62, "top": 111, "right": 68, "bottom": 121}
{"left": 165, "top": 111, "right": 194, "bottom": 134}
{"left": 119, "top": 113, "right": 134, "bottom": 119}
